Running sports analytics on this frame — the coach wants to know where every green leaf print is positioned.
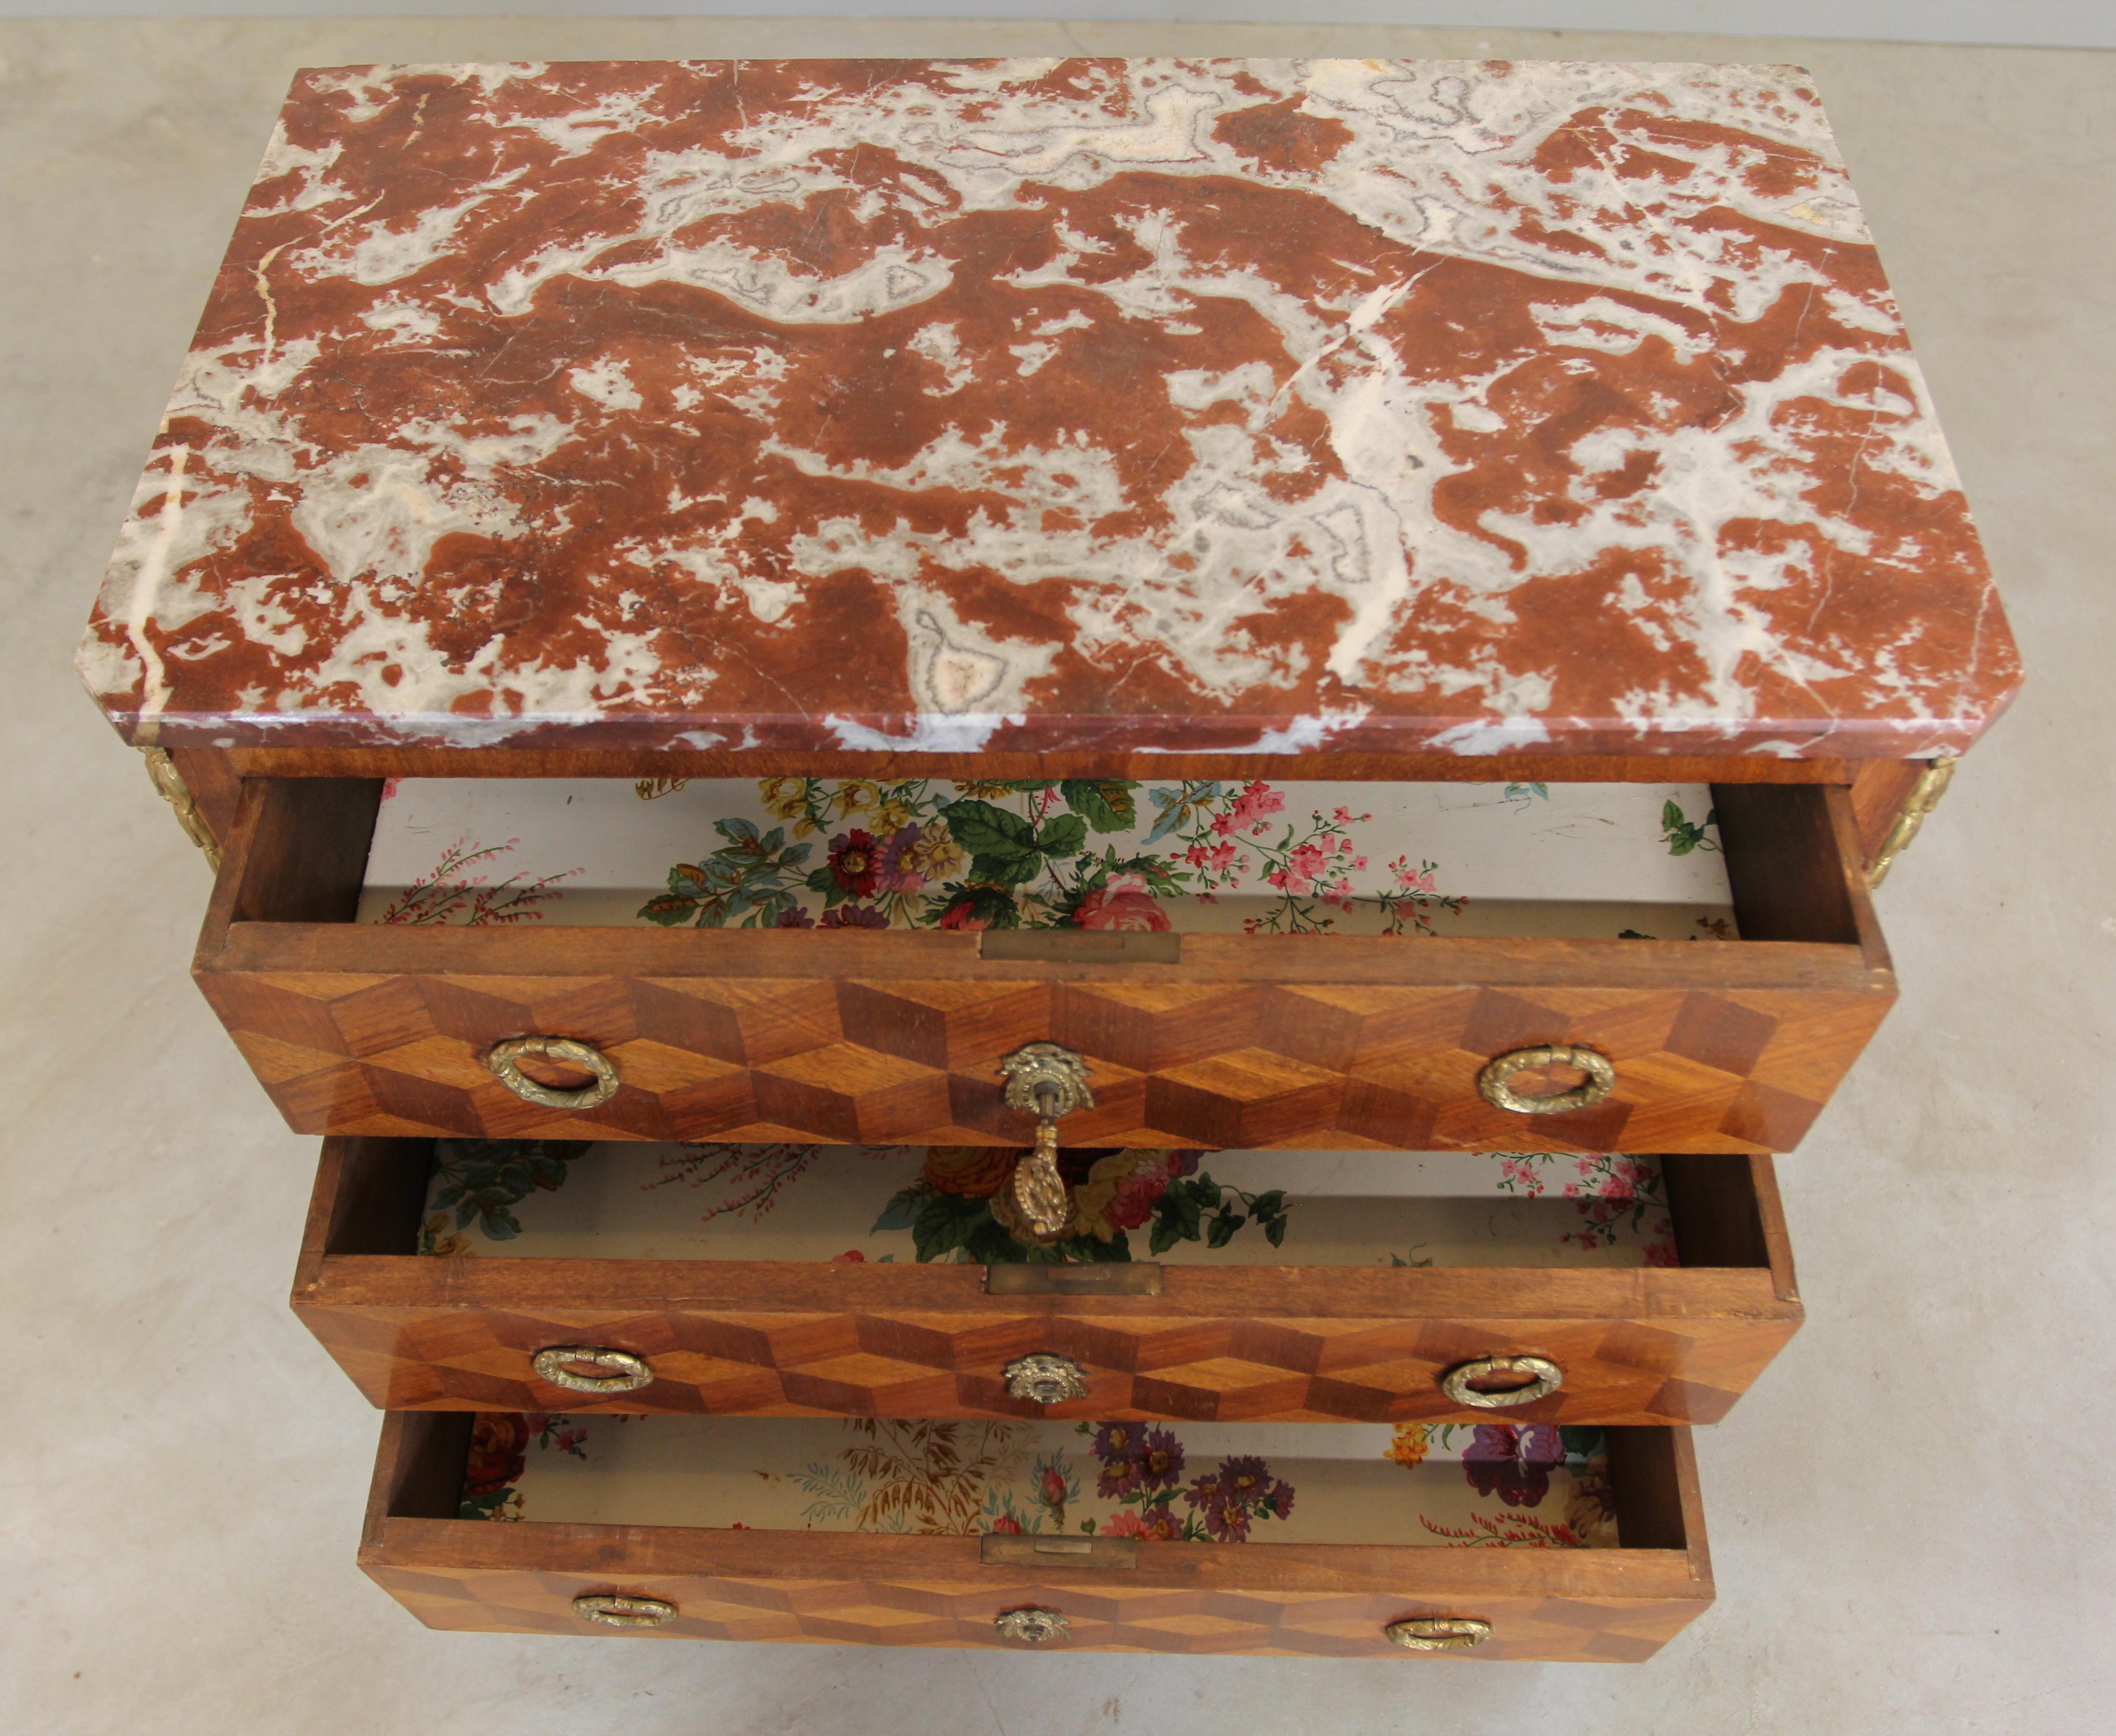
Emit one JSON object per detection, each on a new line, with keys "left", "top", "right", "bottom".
{"left": 1034, "top": 813, "right": 1088, "bottom": 859}
{"left": 1059, "top": 779, "right": 1138, "bottom": 833}
{"left": 935, "top": 883, "right": 1024, "bottom": 929}
{"left": 871, "top": 1186, "right": 926, "bottom": 1234}
{"left": 911, "top": 1191, "right": 989, "bottom": 1263}
{"left": 939, "top": 800, "right": 1035, "bottom": 858}
{"left": 1659, "top": 799, "right": 1721, "bottom": 856}
{"left": 635, "top": 819, "right": 812, "bottom": 926}
{"left": 428, "top": 1139, "right": 589, "bottom": 1241}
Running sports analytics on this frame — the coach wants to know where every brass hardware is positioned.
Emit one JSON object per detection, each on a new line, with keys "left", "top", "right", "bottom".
{"left": 980, "top": 1535, "right": 1138, "bottom": 1570}
{"left": 142, "top": 748, "right": 221, "bottom": 873}
{"left": 1867, "top": 755, "right": 1957, "bottom": 888}
{"left": 1478, "top": 1044, "right": 1615, "bottom": 1115}
{"left": 1440, "top": 1354, "right": 1564, "bottom": 1409}
{"left": 1004, "top": 1352, "right": 1089, "bottom": 1405}
{"left": 980, "top": 930, "right": 1182, "bottom": 963}
{"left": 573, "top": 1593, "right": 677, "bottom": 1629}
{"left": 993, "top": 1606, "right": 1070, "bottom": 1645}
{"left": 986, "top": 1263, "right": 1163, "bottom": 1296}
{"left": 1385, "top": 1616, "right": 1491, "bottom": 1651}
{"left": 533, "top": 1345, "right": 655, "bottom": 1394}
{"left": 486, "top": 1036, "right": 621, "bottom": 1110}
{"left": 997, "top": 1043, "right": 1094, "bottom": 1240}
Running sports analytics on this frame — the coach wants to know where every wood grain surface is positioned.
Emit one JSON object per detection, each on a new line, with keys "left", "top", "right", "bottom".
{"left": 357, "top": 1413, "right": 1712, "bottom": 1659}
{"left": 196, "top": 779, "right": 1895, "bottom": 1151}
{"left": 293, "top": 1139, "right": 1799, "bottom": 1424}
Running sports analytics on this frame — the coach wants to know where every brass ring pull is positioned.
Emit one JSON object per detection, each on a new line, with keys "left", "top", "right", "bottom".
{"left": 573, "top": 1593, "right": 676, "bottom": 1629}
{"left": 1477, "top": 1044, "right": 1615, "bottom": 1115}
{"left": 534, "top": 1346, "right": 655, "bottom": 1394}
{"left": 1004, "top": 1353, "right": 1089, "bottom": 1405}
{"left": 487, "top": 1036, "right": 620, "bottom": 1110}
{"left": 1385, "top": 1616, "right": 1491, "bottom": 1651}
{"left": 994, "top": 1606, "right": 1070, "bottom": 1645}
{"left": 1440, "top": 1354, "right": 1563, "bottom": 1409}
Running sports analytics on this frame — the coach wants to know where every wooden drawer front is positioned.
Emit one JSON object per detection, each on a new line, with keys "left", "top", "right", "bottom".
{"left": 296, "top": 1140, "right": 1799, "bottom": 1426}
{"left": 200, "top": 778, "right": 1893, "bottom": 1153}
{"left": 361, "top": 1414, "right": 1710, "bottom": 1660}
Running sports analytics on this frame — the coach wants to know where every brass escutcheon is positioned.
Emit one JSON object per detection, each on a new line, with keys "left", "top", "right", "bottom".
{"left": 487, "top": 1036, "right": 621, "bottom": 1111}
{"left": 1439, "top": 1354, "right": 1564, "bottom": 1409}
{"left": 993, "top": 1606, "right": 1070, "bottom": 1645}
{"left": 534, "top": 1346, "right": 656, "bottom": 1394}
{"left": 1477, "top": 1044, "right": 1615, "bottom": 1115}
{"left": 1385, "top": 1616, "right": 1491, "bottom": 1651}
{"left": 1004, "top": 1353, "right": 1089, "bottom": 1405}
{"left": 573, "top": 1593, "right": 677, "bottom": 1629}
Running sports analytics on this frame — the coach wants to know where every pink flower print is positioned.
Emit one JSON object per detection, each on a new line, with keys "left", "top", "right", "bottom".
{"left": 1393, "top": 857, "right": 1437, "bottom": 895}
{"left": 1273, "top": 841, "right": 1331, "bottom": 897}
{"left": 986, "top": 1514, "right": 1024, "bottom": 1535}
{"left": 830, "top": 1249, "right": 866, "bottom": 1263}
{"left": 1332, "top": 805, "right": 1353, "bottom": 823}
{"left": 1103, "top": 1155, "right": 1181, "bottom": 1231}
{"left": 1185, "top": 839, "right": 1238, "bottom": 875}
{"left": 1352, "top": 855, "right": 1368, "bottom": 872}
{"left": 1217, "top": 780, "right": 1285, "bottom": 840}
{"left": 1074, "top": 874, "right": 1171, "bottom": 932}
{"left": 1100, "top": 1507, "right": 1179, "bottom": 1541}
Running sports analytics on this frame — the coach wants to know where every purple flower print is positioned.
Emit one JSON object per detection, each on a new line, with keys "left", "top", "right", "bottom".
{"left": 1464, "top": 1424, "right": 1566, "bottom": 1508}
{"left": 1088, "top": 1421, "right": 1186, "bottom": 1500}
{"left": 1184, "top": 1454, "right": 1295, "bottom": 1542}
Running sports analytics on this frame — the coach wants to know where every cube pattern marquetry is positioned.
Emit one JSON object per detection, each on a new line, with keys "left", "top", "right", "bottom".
{"left": 364, "top": 1557, "right": 1705, "bottom": 1660}
{"left": 208, "top": 970, "right": 1889, "bottom": 1152}
{"left": 304, "top": 1300, "right": 1794, "bottom": 1426}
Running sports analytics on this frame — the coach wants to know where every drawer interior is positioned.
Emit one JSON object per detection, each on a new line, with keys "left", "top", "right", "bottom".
{"left": 323, "top": 1138, "right": 1779, "bottom": 1275}
{"left": 355, "top": 775, "right": 1742, "bottom": 939}
{"left": 399, "top": 1409, "right": 1691, "bottom": 1556}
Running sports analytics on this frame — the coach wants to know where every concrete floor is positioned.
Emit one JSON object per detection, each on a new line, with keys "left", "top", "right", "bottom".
{"left": 3, "top": 18, "right": 2111, "bottom": 1734}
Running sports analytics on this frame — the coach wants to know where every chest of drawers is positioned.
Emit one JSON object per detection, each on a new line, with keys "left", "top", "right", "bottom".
{"left": 80, "top": 55, "right": 2016, "bottom": 1661}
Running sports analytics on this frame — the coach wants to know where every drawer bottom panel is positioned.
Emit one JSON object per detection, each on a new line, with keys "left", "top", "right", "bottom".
{"left": 360, "top": 1412, "right": 1711, "bottom": 1659}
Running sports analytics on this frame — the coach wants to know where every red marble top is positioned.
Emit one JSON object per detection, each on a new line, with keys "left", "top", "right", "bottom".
{"left": 78, "top": 58, "right": 2019, "bottom": 760}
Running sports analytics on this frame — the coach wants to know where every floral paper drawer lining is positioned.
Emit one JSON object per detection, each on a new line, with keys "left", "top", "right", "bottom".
{"left": 359, "top": 775, "right": 1735, "bottom": 939}
{"left": 464, "top": 1413, "right": 1618, "bottom": 1550}
{"left": 420, "top": 1141, "right": 1676, "bottom": 1269}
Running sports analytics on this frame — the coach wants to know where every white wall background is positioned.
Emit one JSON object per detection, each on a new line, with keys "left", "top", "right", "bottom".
{"left": 0, "top": 2, "right": 2110, "bottom": 50}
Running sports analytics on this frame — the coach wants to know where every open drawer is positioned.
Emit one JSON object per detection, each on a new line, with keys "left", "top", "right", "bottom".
{"left": 295, "top": 1137, "right": 1799, "bottom": 1426}
{"left": 359, "top": 1409, "right": 1710, "bottom": 1659}
{"left": 200, "top": 773, "right": 1894, "bottom": 1151}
